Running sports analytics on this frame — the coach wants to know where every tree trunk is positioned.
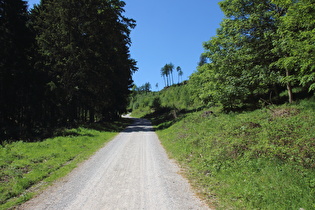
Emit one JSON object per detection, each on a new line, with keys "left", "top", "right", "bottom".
{"left": 90, "top": 109, "right": 95, "bottom": 123}
{"left": 286, "top": 68, "right": 293, "bottom": 103}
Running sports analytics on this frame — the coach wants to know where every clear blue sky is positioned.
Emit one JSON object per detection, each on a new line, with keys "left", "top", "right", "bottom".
{"left": 27, "top": 0, "right": 224, "bottom": 90}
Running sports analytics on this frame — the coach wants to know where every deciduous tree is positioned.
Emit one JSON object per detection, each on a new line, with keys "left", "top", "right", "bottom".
{"left": 191, "top": 0, "right": 283, "bottom": 109}
{"left": 272, "top": 0, "right": 315, "bottom": 102}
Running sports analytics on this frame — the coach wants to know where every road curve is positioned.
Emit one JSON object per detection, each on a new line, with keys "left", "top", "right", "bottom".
{"left": 20, "top": 118, "right": 209, "bottom": 210}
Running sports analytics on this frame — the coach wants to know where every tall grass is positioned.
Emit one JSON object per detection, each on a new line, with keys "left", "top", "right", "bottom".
{"left": 155, "top": 98, "right": 315, "bottom": 209}
{"left": 0, "top": 119, "right": 131, "bottom": 209}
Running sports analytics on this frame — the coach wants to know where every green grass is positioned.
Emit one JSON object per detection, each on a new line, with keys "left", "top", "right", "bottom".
{"left": 149, "top": 98, "right": 315, "bottom": 209}
{"left": 0, "top": 119, "right": 132, "bottom": 209}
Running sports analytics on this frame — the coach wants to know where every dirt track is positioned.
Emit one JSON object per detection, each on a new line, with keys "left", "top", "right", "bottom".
{"left": 20, "top": 118, "right": 209, "bottom": 210}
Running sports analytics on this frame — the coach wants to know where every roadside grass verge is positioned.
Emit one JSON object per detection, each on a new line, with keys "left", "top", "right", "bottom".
{"left": 0, "top": 118, "right": 132, "bottom": 209}
{"left": 150, "top": 98, "right": 315, "bottom": 209}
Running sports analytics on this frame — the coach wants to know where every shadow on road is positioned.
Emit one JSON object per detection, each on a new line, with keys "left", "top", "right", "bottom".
{"left": 122, "top": 118, "right": 155, "bottom": 133}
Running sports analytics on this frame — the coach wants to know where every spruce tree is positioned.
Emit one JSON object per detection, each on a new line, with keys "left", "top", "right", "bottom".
{"left": 0, "top": 0, "right": 33, "bottom": 139}
{"left": 32, "top": 0, "right": 136, "bottom": 124}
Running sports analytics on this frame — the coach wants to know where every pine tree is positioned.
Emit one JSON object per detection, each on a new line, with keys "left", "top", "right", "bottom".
{"left": 0, "top": 0, "right": 34, "bottom": 138}
{"left": 32, "top": 0, "right": 136, "bottom": 124}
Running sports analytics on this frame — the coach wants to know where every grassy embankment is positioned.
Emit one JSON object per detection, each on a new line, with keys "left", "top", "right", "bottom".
{"left": 0, "top": 119, "right": 131, "bottom": 209}
{"left": 140, "top": 98, "right": 315, "bottom": 209}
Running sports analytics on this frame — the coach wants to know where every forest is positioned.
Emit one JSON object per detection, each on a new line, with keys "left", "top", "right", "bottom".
{"left": 190, "top": 0, "right": 315, "bottom": 110}
{"left": 1, "top": 0, "right": 314, "bottom": 138}
{"left": 131, "top": 0, "right": 314, "bottom": 113}
{"left": 0, "top": 0, "right": 137, "bottom": 141}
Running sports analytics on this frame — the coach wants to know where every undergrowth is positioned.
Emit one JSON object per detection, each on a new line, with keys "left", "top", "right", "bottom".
{"left": 151, "top": 98, "right": 315, "bottom": 209}
{"left": 0, "top": 118, "right": 131, "bottom": 209}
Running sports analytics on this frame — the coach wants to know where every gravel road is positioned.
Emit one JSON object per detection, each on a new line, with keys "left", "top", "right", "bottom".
{"left": 20, "top": 118, "right": 209, "bottom": 210}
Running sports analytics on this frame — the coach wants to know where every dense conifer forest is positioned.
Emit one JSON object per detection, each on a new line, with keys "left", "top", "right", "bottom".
{"left": 0, "top": 0, "right": 137, "bottom": 141}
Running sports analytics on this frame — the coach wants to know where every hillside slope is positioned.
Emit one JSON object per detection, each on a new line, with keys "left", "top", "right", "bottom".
{"left": 136, "top": 96, "right": 315, "bottom": 209}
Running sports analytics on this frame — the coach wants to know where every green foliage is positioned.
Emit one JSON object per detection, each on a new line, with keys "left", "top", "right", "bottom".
{"left": 129, "top": 83, "right": 200, "bottom": 117}
{"left": 159, "top": 85, "right": 195, "bottom": 110}
{"left": 0, "top": 0, "right": 137, "bottom": 141}
{"left": 132, "top": 83, "right": 152, "bottom": 93}
{"left": 191, "top": 0, "right": 314, "bottom": 109}
{"left": 190, "top": 0, "right": 282, "bottom": 110}
{"left": 32, "top": 0, "right": 136, "bottom": 123}
{"left": 272, "top": 0, "right": 315, "bottom": 92}
{"left": 0, "top": 119, "right": 131, "bottom": 209}
{"left": 154, "top": 98, "right": 315, "bottom": 209}
{"left": 150, "top": 96, "right": 162, "bottom": 111}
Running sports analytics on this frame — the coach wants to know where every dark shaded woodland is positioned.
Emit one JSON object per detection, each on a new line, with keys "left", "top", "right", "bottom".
{"left": 0, "top": 0, "right": 137, "bottom": 141}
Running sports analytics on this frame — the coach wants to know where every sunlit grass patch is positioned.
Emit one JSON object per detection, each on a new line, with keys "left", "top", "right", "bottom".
{"left": 0, "top": 119, "right": 131, "bottom": 209}
{"left": 155, "top": 98, "right": 315, "bottom": 209}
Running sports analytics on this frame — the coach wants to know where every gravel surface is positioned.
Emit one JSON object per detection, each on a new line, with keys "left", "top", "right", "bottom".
{"left": 20, "top": 118, "right": 210, "bottom": 210}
